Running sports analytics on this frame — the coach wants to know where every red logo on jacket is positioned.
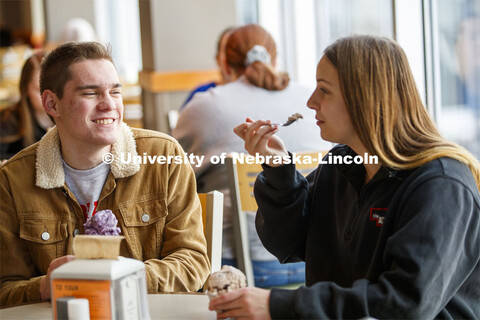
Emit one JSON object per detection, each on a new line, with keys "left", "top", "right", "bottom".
{"left": 370, "top": 208, "right": 388, "bottom": 226}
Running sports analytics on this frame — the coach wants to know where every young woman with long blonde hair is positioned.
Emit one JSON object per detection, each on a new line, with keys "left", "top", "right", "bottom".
{"left": 209, "top": 35, "right": 480, "bottom": 319}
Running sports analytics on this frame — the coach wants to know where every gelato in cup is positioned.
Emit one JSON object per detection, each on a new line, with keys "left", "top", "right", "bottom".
{"left": 205, "top": 265, "right": 247, "bottom": 300}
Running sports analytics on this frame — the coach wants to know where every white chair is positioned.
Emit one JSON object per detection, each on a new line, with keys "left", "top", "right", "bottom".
{"left": 167, "top": 110, "right": 179, "bottom": 131}
{"left": 198, "top": 191, "right": 224, "bottom": 273}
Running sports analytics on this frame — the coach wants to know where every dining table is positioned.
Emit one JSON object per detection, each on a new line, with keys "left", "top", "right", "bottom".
{"left": 0, "top": 293, "right": 217, "bottom": 319}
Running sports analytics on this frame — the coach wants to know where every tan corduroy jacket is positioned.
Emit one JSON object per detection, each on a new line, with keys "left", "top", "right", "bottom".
{"left": 0, "top": 123, "right": 210, "bottom": 307}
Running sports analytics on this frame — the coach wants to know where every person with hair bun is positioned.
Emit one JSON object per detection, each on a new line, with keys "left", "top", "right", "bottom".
{"left": 209, "top": 35, "right": 480, "bottom": 319}
{"left": 224, "top": 26, "right": 289, "bottom": 91}
{"left": 173, "top": 24, "right": 332, "bottom": 288}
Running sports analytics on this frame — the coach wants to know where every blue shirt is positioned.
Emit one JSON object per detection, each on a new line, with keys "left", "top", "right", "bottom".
{"left": 180, "top": 81, "right": 217, "bottom": 110}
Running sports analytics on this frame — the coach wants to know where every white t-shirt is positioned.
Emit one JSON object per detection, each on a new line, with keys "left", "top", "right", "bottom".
{"left": 63, "top": 161, "right": 111, "bottom": 220}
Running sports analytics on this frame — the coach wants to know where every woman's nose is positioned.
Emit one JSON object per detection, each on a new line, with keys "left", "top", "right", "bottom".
{"left": 307, "top": 94, "right": 318, "bottom": 110}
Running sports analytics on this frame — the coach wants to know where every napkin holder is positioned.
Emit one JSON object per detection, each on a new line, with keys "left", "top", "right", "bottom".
{"left": 51, "top": 235, "right": 150, "bottom": 320}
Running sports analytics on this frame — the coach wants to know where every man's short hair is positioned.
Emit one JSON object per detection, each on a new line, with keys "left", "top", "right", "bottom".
{"left": 40, "top": 41, "right": 115, "bottom": 99}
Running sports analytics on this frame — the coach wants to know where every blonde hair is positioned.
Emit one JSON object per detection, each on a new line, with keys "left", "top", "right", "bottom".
{"left": 324, "top": 35, "right": 480, "bottom": 189}
{"left": 226, "top": 24, "right": 289, "bottom": 90}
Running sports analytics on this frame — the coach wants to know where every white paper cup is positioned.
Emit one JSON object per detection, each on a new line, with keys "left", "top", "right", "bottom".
{"left": 67, "top": 298, "right": 90, "bottom": 320}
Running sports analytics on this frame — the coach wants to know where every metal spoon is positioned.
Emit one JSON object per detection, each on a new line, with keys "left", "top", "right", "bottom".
{"left": 269, "top": 113, "right": 303, "bottom": 127}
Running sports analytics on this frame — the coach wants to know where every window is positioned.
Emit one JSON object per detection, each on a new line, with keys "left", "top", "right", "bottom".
{"left": 258, "top": 0, "right": 479, "bottom": 158}
{"left": 95, "top": 0, "right": 142, "bottom": 84}
{"left": 430, "top": 0, "right": 480, "bottom": 158}
{"left": 258, "top": 0, "right": 394, "bottom": 87}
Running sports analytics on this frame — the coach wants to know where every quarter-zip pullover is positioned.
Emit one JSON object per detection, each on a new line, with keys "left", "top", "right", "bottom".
{"left": 254, "top": 145, "right": 480, "bottom": 319}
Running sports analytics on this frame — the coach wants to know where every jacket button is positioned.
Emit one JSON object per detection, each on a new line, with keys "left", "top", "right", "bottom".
{"left": 41, "top": 232, "right": 50, "bottom": 241}
{"left": 141, "top": 213, "right": 150, "bottom": 223}
{"left": 74, "top": 229, "right": 79, "bottom": 236}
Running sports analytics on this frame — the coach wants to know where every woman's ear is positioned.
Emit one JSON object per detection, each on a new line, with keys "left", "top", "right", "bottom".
{"left": 224, "top": 64, "right": 238, "bottom": 81}
{"left": 42, "top": 90, "right": 59, "bottom": 118}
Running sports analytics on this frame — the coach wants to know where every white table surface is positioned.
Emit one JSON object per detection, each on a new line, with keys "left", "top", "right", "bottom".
{"left": 0, "top": 293, "right": 216, "bottom": 319}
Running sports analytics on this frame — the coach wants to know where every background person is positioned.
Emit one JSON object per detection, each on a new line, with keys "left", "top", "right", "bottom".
{"left": 455, "top": 11, "right": 480, "bottom": 157}
{"left": 0, "top": 51, "right": 53, "bottom": 160}
{"left": 60, "top": 17, "right": 98, "bottom": 43}
{"left": 455, "top": 5, "right": 480, "bottom": 115}
{"left": 173, "top": 24, "right": 332, "bottom": 288}
{"left": 180, "top": 27, "right": 234, "bottom": 110}
{"left": 210, "top": 35, "right": 480, "bottom": 319}
{"left": 0, "top": 42, "right": 210, "bottom": 307}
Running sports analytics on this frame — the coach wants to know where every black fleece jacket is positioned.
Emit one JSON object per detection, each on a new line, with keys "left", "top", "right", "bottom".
{"left": 254, "top": 145, "right": 480, "bottom": 319}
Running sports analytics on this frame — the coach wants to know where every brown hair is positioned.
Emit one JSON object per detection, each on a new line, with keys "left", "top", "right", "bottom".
{"left": 0, "top": 51, "right": 45, "bottom": 147}
{"left": 216, "top": 27, "right": 234, "bottom": 58}
{"left": 40, "top": 41, "right": 114, "bottom": 98}
{"left": 324, "top": 35, "right": 480, "bottom": 189}
{"left": 225, "top": 24, "right": 289, "bottom": 90}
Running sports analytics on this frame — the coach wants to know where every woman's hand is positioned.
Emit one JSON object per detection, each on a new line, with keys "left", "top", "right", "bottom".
{"left": 209, "top": 287, "right": 271, "bottom": 320}
{"left": 233, "top": 118, "right": 289, "bottom": 167}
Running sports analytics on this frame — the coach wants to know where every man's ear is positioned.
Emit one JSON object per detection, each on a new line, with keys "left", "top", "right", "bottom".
{"left": 42, "top": 90, "right": 59, "bottom": 118}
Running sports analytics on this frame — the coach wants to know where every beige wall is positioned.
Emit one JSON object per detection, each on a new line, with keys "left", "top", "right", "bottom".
{"left": 44, "top": 0, "right": 96, "bottom": 42}
{"left": 140, "top": 0, "right": 238, "bottom": 132}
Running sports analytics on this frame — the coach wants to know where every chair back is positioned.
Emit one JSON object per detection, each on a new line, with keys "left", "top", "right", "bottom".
{"left": 226, "top": 151, "right": 326, "bottom": 286}
{"left": 198, "top": 191, "right": 224, "bottom": 273}
{"left": 167, "top": 110, "right": 179, "bottom": 131}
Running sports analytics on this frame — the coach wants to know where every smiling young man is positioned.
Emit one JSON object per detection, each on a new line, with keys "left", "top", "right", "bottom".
{"left": 0, "top": 42, "right": 210, "bottom": 307}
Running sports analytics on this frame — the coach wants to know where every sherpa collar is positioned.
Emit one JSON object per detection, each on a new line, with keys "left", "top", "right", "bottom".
{"left": 36, "top": 122, "right": 140, "bottom": 189}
